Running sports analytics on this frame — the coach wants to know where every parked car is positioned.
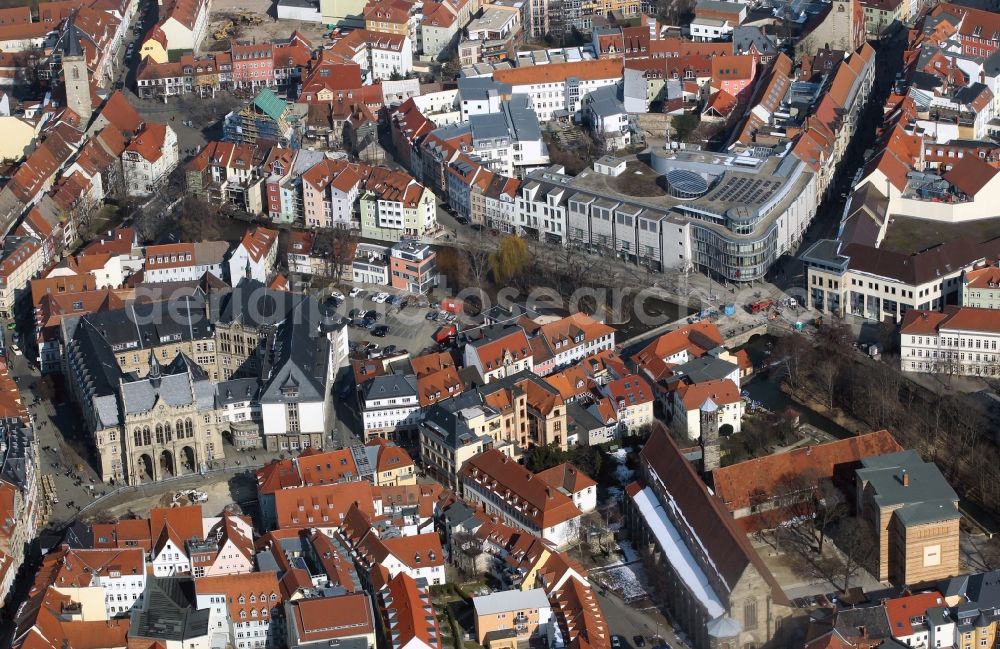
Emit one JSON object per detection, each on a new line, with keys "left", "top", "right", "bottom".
{"left": 349, "top": 287, "right": 363, "bottom": 298}
{"left": 329, "top": 289, "right": 345, "bottom": 301}
{"left": 633, "top": 637, "right": 646, "bottom": 647}
{"left": 372, "top": 325, "right": 389, "bottom": 337}
{"left": 364, "top": 310, "right": 378, "bottom": 320}
{"left": 383, "top": 344, "right": 397, "bottom": 355}
{"left": 612, "top": 637, "right": 624, "bottom": 649}
{"left": 349, "top": 308, "right": 362, "bottom": 318}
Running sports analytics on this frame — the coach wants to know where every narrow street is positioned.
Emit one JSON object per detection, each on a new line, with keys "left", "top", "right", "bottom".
{"left": 595, "top": 586, "right": 686, "bottom": 648}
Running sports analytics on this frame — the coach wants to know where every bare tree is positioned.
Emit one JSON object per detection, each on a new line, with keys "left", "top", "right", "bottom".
{"left": 465, "top": 245, "right": 492, "bottom": 296}
{"left": 814, "top": 361, "right": 840, "bottom": 409}
{"left": 835, "top": 518, "right": 877, "bottom": 592}
{"left": 773, "top": 333, "right": 813, "bottom": 390}
{"left": 313, "top": 227, "right": 358, "bottom": 282}
{"left": 815, "top": 478, "right": 846, "bottom": 553}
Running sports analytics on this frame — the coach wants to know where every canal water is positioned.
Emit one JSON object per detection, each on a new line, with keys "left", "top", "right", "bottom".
{"left": 736, "top": 334, "right": 853, "bottom": 439}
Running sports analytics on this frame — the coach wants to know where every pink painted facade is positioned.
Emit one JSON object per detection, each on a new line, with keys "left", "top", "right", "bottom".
{"left": 230, "top": 43, "right": 274, "bottom": 89}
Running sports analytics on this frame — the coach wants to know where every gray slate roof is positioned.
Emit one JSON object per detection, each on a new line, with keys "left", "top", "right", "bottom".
{"left": 260, "top": 301, "right": 330, "bottom": 405}
{"left": 362, "top": 373, "right": 418, "bottom": 402}
{"left": 130, "top": 577, "right": 210, "bottom": 641}
{"left": 857, "top": 450, "right": 959, "bottom": 526}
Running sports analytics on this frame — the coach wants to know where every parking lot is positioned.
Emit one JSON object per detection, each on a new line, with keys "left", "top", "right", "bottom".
{"left": 330, "top": 286, "right": 471, "bottom": 360}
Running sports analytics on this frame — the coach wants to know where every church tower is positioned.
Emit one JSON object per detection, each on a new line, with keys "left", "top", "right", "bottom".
{"left": 56, "top": 12, "right": 95, "bottom": 125}
{"left": 700, "top": 398, "right": 721, "bottom": 477}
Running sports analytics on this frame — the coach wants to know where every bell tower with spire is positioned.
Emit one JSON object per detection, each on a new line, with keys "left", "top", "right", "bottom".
{"left": 55, "top": 11, "right": 95, "bottom": 125}
{"left": 700, "top": 398, "right": 721, "bottom": 477}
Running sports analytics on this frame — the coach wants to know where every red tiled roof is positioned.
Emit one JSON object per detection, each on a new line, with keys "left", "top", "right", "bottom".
{"left": 470, "top": 328, "right": 532, "bottom": 372}
{"left": 712, "top": 430, "right": 903, "bottom": 512}
{"left": 885, "top": 591, "right": 944, "bottom": 637}
{"left": 273, "top": 481, "right": 377, "bottom": 529}
{"left": 549, "top": 578, "right": 611, "bottom": 649}
{"left": 943, "top": 154, "right": 998, "bottom": 197}
{"left": 711, "top": 54, "right": 755, "bottom": 81}
{"left": 901, "top": 306, "right": 1000, "bottom": 335}
{"left": 631, "top": 321, "right": 724, "bottom": 368}
{"left": 380, "top": 533, "right": 445, "bottom": 570}
{"left": 239, "top": 225, "right": 278, "bottom": 262}
{"left": 99, "top": 91, "right": 143, "bottom": 134}
{"left": 380, "top": 572, "right": 443, "bottom": 649}
{"left": 494, "top": 59, "right": 623, "bottom": 86}
{"left": 125, "top": 123, "right": 168, "bottom": 163}
{"left": 195, "top": 571, "right": 282, "bottom": 621}
{"left": 288, "top": 593, "right": 374, "bottom": 642}
{"left": 536, "top": 463, "right": 597, "bottom": 494}
{"left": 462, "top": 449, "right": 582, "bottom": 529}
{"left": 605, "top": 375, "right": 653, "bottom": 409}
{"left": 964, "top": 264, "right": 1000, "bottom": 289}
{"left": 675, "top": 378, "right": 740, "bottom": 411}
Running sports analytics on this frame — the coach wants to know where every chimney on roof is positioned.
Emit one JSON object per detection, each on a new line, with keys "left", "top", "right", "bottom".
{"left": 902, "top": 469, "right": 910, "bottom": 487}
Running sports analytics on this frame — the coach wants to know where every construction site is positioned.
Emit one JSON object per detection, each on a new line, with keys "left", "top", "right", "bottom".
{"left": 205, "top": 4, "right": 328, "bottom": 49}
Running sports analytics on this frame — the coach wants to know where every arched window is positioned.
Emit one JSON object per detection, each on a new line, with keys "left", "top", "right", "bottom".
{"left": 185, "top": 418, "right": 194, "bottom": 438}
{"left": 142, "top": 427, "right": 151, "bottom": 446}
{"left": 155, "top": 425, "right": 164, "bottom": 445}
{"left": 164, "top": 422, "right": 172, "bottom": 442}
{"left": 71, "top": 66, "right": 79, "bottom": 80}
{"left": 176, "top": 421, "right": 184, "bottom": 440}
{"left": 134, "top": 429, "right": 142, "bottom": 446}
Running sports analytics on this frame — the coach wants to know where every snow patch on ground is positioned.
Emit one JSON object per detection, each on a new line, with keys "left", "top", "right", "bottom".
{"left": 610, "top": 449, "right": 634, "bottom": 484}
{"left": 596, "top": 563, "right": 649, "bottom": 602}
{"left": 618, "top": 539, "right": 639, "bottom": 563}
{"left": 600, "top": 540, "right": 641, "bottom": 568}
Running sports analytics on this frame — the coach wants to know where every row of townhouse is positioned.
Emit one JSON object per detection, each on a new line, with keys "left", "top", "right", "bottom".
{"left": 802, "top": 8, "right": 1000, "bottom": 323}
{"left": 351, "top": 312, "right": 616, "bottom": 445}
{"left": 187, "top": 140, "right": 438, "bottom": 241}
{"left": 0, "top": 94, "right": 181, "bottom": 321}
{"left": 441, "top": 500, "right": 611, "bottom": 649}
{"left": 804, "top": 568, "right": 1000, "bottom": 649}
{"left": 2, "top": 2, "right": 136, "bottom": 93}
{"left": 0, "top": 418, "right": 39, "bottom": 606}
{"left": 255, "top": 439, "right": 418, "bottom": 528}
{"left": 507, "top": 46, "right": 873, "bottom": 280}
{"left": 137, "top": 31, "right": 313, "bottom": 97}
{"left": 83, "top": 505, "right": 255, "bottom": 577}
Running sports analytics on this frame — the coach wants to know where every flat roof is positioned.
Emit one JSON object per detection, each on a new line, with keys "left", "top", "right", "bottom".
{"left": 473, "top": 588, "right": 550, "bottom": 615}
